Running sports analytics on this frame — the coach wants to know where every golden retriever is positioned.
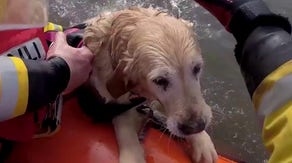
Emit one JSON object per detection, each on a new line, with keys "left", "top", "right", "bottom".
{"left": 83, "top": 7, "right": 217, "bottom": 163}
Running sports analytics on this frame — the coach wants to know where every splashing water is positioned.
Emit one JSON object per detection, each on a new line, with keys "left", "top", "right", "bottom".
{"left": 49, "top": 0, "right": 224, "bottom": 40}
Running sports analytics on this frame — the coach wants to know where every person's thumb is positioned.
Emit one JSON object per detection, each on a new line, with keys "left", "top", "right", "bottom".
{"left": 54, "top": 32, "right": 67, "bottom": 46}
{"left": 47, "top": 32, "right": 68, "bottom": 59}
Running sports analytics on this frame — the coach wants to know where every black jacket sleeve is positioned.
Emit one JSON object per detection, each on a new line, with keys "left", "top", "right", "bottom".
{"left": 236, "top": 26, "right": 292, "bottom": 96}
{"left": 23, "top": 57, "right": 70, "bottom": 112}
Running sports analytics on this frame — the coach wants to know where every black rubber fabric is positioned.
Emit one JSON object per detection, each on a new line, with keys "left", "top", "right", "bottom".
{"left": 229, "top": 0, "right": 291, "bottom": 46}
{"left": 23, "top": 57, "right": 70, "bottom": 112}
{"left": 64, "top": 23, "right": 87, "bottom": 48}
{"left": 66, "top": 31, "right": 84, "bottom": 48}
{"left": 238, "top": 26, "right": 292, "bottom": 96}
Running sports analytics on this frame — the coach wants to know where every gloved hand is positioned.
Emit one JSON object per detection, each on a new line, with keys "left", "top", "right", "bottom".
{"left": 194, "top": 0, "right": 250, "bottom": 30}
{"left": 47, "top": 32, "right": 95, "bottom": 94}
{"left": 194, "top": 0, "right": 291, "bottom": 44}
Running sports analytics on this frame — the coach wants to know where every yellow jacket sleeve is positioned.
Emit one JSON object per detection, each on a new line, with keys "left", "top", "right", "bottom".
{"left": 252, "top": 60, "right": 292, "bottom": 163}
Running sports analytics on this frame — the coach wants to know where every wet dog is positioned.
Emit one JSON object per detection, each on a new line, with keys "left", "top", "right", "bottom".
{"left": 83, "top": 7, "right": 217, "bottom": 163}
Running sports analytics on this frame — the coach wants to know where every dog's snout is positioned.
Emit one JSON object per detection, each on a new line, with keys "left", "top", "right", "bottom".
{"left": 178, "top": 118, "right": 206, "bottom": 135}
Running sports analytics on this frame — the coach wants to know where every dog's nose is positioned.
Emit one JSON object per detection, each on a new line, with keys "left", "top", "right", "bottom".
{"left": 178, "top": 118, "right": 206, "bottom": 135}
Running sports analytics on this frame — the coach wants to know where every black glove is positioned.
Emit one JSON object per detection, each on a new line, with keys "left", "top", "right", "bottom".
{"left": 194, "top": 0, "right": 291, "bottom": 45}
{"left": 194, "top": 0, "right": 251, "bottom": 30}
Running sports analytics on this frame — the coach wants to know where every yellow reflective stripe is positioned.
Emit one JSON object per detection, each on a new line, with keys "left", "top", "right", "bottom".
{"left": 57, "top": 24, "right": 63, "bottom": 31}
{"left": 252, "top": 60, "right": 292, "bottom": 111}
{"left": 44, "top": 22, "right": 63, "bottom": 32}
{"left": 262, "top": 101, "right": 292, "bottom": 163}
{"left": 44, "top": 22, "right": 55, "bottom": 32}
{"left": 10, "top": 57, "right": 28, "bottom": 118}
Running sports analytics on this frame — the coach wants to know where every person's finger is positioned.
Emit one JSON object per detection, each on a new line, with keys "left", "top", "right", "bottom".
{"left": 79, "top": 46, "right": 95, "bottom": 63}
{"left": 80, "top": 46, "right": 94, "bottom": 56}
{"left": 47, "top": 32, "right": 69, "bottom": 59}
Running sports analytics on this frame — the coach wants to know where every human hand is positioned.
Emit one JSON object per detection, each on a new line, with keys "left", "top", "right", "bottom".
{"left": 47, "top": 32, "right": 95, "bottom": 94}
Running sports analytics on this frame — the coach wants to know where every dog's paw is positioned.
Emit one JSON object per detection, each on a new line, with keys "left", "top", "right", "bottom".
{"left": 187, "top": 131, "right": 218, "bottom": 163}
{"left": 119, "top": 150, "right": 146, "bottom": 163}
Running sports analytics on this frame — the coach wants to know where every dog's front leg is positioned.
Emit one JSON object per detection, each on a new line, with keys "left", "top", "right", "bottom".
{"left": 186, "top": 131, "right": 218, "bottom": 163}
{"left": 113, "top": 109, "right": 146, "bottom": 163}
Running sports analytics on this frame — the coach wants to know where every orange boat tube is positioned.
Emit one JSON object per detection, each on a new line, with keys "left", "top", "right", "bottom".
{"left": 6, "top": 97, "right": 239, "bottom": 163}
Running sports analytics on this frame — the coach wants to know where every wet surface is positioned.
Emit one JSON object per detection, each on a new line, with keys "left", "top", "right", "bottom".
{"left": 48, "top": 0, "right": 292, "bottom": 162}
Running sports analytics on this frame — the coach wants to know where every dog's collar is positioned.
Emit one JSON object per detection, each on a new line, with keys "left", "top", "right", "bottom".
{"left": 77, "top": 82, "right": 147, "bottom": 122}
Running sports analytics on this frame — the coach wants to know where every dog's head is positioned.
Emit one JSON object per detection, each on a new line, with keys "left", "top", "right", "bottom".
{"left": 129, "top": 17, "right": 212, "bottom": 137}
{"left": 86, "top": 8, "right": 212, "bottom": 137}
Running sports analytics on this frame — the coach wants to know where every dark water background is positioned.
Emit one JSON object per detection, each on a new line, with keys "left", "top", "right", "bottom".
{"left": 48, "top": 0, "right": 292, "bottom": 162}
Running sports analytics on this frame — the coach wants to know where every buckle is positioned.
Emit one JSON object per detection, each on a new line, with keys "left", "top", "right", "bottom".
{"left": 33, "top": 95, "right": 63, "bottom": 139}
{"left": 136, "top": 101, "right": 183, "bottom": 141}
{"left": 136, "top": 105, "right": 153, "bottom": 141}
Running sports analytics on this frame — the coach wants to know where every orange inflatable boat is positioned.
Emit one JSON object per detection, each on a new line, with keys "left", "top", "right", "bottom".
{"left": 5, "top": 97, "right": 239, "bottom": 163}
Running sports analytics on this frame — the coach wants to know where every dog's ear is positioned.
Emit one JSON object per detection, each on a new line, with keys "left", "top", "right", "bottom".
{"left": 106, "top": 61, "right": 136, "bottom": 99}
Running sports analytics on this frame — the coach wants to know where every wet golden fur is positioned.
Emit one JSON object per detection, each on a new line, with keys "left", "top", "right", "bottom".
{"left": 83, "top": 7, "right": 217, "bottom": 163}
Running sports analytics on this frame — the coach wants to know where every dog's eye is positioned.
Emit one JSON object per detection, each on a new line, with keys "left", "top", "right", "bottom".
{"left": 193, "top": 64, "right": 201, "bottom": 76}
{"left": 153, "top": 77, "right": 169, "bottom": 91}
